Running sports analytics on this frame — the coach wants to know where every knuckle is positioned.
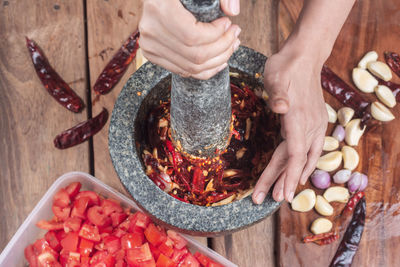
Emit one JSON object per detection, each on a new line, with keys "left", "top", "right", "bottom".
{"left": 182, "top": 32, "right": 198, "bottom": 47}
{"left": 191, "top": 51, "right": 207, "bottom": 65}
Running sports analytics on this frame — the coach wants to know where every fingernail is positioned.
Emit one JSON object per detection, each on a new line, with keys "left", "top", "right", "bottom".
{"left": 255, "top": 192, "right": 266, "bottom": 204}
{"left": 274, "top": 99, "right": 286, "bottom": 107}
{"left": 224, "top": 20, "right": 231, "bottom": 31}
{"left": 287, "top": 191, "right": 294, "bottom": 203}
{"left": 233, "top": 39, "right": 240, "bottom": 51}
{"left": 235, "top": 27, "right": 241, "bottom": 38}
{"left": 230, "top": 0, "right": 240, "bottom": 15}
{"left": 217, "top": 63, "right": 228, "bottom": 73}
{"left": 277, "top": 190, "right": 284, "bottom": 202}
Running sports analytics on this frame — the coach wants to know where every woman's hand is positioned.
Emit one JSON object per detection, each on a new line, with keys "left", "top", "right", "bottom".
{"left": 253, "top": 47, "right": 328, "bottom": 204}
{"left": 139, "top": 0, "right": 241, "bottom": 80}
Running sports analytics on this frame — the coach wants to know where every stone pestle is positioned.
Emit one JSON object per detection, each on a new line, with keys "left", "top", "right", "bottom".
{"left": 171, "top": 0, "right": 231, "bottom": 158}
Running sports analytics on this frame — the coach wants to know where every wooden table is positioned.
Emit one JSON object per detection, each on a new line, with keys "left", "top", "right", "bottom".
{"left": 1, "top": 0, "right": 399, "bottom": 266}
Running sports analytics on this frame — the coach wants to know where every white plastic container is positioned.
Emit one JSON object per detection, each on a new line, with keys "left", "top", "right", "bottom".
{"left": 0, "top": 171, "right": 237, "bottom": 267}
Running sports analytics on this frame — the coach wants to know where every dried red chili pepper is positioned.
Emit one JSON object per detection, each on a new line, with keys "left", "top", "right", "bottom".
{"left": 192, "top": 167, "right": 205, "bottom": 195}
{"left": 343, "top": 191, "right": 365, "bottom": 215}
{"left": 321, "top": 66, "right": 371, "bottom": 125}
{"left": 330, "top": 197, "right": 366, "bottom": 267}
{"left": 26, "top": 37, "right": 84, "bottom": 113}
{"left": 314, "top": 233, "right": 340, "bottom": 246}
{"left": 54, "top": 108, "right": 108, "bottom": 149}
{"left": 303, "top": 231, "right": 338, "bottom": 245}
{"left": 378, "top": 79, "right": 400, "bottom": 102}
{"left": 384, "top": 51, "right": 400, "bottom": 78}
{"left": 93, "top": 31, "right": 140, "bottom": 95}
{"left": 206, "top": 192, "right": 235, "bottom": 204}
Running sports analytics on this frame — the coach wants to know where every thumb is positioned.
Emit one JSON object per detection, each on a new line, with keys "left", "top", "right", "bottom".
{"left": 265, "top": 84, "right": 290, "bottom": 114}
{"left": 220, "top": 0, "right": 240, "bottom": 16}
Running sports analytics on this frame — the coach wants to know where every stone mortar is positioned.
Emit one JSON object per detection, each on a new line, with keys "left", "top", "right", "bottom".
{"left": 109, "top": 46, "right": 281, "bottom": 236}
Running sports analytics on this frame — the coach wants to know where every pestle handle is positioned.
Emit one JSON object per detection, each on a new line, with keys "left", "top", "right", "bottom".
{"left": 171, "top": 0, "right": 231, "bottom": 158}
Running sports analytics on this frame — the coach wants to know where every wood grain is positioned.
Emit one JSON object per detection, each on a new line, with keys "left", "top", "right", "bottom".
{"left": 212, "top": 1, "right": 280, "bottom": 266}
{"left": 0, "top": 0, "right": 89, "bottom": 251}
{"left": 278, "top": 0, "right": 400, "bottom": 266}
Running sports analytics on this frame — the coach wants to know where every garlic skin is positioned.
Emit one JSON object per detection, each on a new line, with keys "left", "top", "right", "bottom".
{"left": 325, "top": 103, "right": 337, "bottom": 123}
{"left": 311, "top": 218, "right": 333, "bottom": 235}
{"left": 367, "top": 61, "right": 393, "bottom": 81}
{"left": 323, "top": 136, "right": 339, "bottom": 151}
{"left": 352, "top": 68, "right": 378, "bottom": 93}
{"left": 371, "top": 101, "right": 395, "bottom": 122}
{"left": 337, "top": 107, "right": 355, "bottom": 127}
{"left": 375, "top": 85, "right": 396, "bottom": 108}
{"left": 315, "top": 195, "right": 334, "bottom": 216}
{"left": 342, "top": 146, "right": 360, "bottom": 171}
{"left": 316, "top": 151, "right": 342, "bottom": 172}
{"left": 358, "top": 51, "right": 378, "bottom": 69}
{"left": 323, "top": 186, "right": 350, "bottom": 203}
{"left": 291, "top": 189, "right": 316, "bottom": 212}
{"left": 345, "top": 119, "right": 366, "bottom": 146}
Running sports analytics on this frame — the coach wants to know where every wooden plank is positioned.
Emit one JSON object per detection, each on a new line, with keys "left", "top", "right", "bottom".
{"left": 0, "top": 0, "right": 88, "bottom": 251}
{"left": 211, "top": 1, "right": 280, "bottom": 266}
{"left": 278, "top": 0, "right": 400, "bottom": 266}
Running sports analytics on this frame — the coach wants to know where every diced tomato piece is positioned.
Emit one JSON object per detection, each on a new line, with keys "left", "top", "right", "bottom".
{"left": 79, "top": 238, "right": 94, "bottom": 257}
{"left": 121, "top": 232, "right": 144, "bottom": 249}
{"left": 52, "top": 205, "right": 71, "bottom": 221}
{"left": 104, "top": 235, "right": 121, "bottom": 254}
{"left": 118, "top": 214, "right": 134, "bottom": 231}
{"left": 60, "top": 232, "right": 79, "bottom": 252}
{"left": 171, "top": 248, "right": 188, "bottom": 264}
{"left": 156, "top": 253, "right": 177, "bottom": 267}
{"left": 149, "top": 243, "right": 161, "bottom": 260}
{"left": 130, "top": 211, "right": 151, "bottom": 230}
{"left": 59, "top": 249, "right": 70, "bottom": 266}
{"left": 65, "top": 182, "right": 81, "bottom": 199}
{"left": 100, "top": 225, "right": 114, "bottom": 234}
{"left": 79, "top": 223, "right": 101, "bottom": 242}
{"left": 71, "top": 196, "right": 90, "bottom": 219}
{"left": 144, "top": 223, "right": 166, "bottom": 246}
{"left": 111, "top": 212, "right": 128, "bottom": 227}
{"left": 126, "top": 243, "right": 154, "bottom": 265}
{"left": 101, "top": 199, "right": 123, "bottom": 216}
{"left": 45, "top": 231, "right": 62, "bottom": 252}
{"left": 75, "top": 191, "right": 100, "bottom": 206}
{"left": 179, "top": 253, "right": 200, "bottom": 267}
{"left": 69, "top": 251, "right": 81, "bottom": 261}
{"left": 24, "top": 244, "right": 38, "bottom": 267}
{"left": 81, "top": 256, "right": 91, "bottom": 264}
{"left": 37, "top": 251, "right": 61, "bottom": 267}
{"left": 115, "top": 249, "right": 125, "bottom": 261}
{"left": 36, "top": 220, "right": 64, "bottom": 230}
{"left": 90, "top": 251, "right": 116, "bottom": 267}
{"left": 56, "top": 230, "right": 67, "bottom": 242}
{"left": 113, "top": 228, "right": 127, "bottom": 238}
{"left": 64, "top": 217, "right": 82, "bottom": 233}
{"left": 33, "top": 239, "right": 51, "bottom": 254}
{"left": 167, "top": 230, "right": 187, "bottom": 250}
{"left": 116, "top": 259, "right": 127, "bottom": 267}
{"left": 87, "top": 205, "right": 109, "bottom": 227}
{"left": 207, "top": 262, "right": 225, "bottom": 267}
{"left": 139, "top": 259, "right": 157, "bottom": 267}
{"left": 194, "top": 252, "right": 222, "bottom": 267}
{"left": 158, "top": 242, "right": 174, "bottom": 258}
{"left": 53, "top": 188, "right": 71, "bottom": 208}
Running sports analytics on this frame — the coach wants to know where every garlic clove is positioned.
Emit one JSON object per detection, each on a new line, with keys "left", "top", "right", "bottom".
{"left": 135, "top": 48, "right": 148, "bottom": 69}
{"left": 352, "top": 68, "right": 378, "bottom": 93}
{"left": 345, "top": 119, "right": 366, "bottom": 146}
{"left": 325, "top": 103, "right": 337, "bottom": 123}
{"left": 371, "top": 101, "right": 395, "bottom": 122}
{"left": 375, "top": 85, "right": 396, "bottom": 108}
{"left": 323, "top": 136, "right": 339, "bottom": 151}
{"left": 358, "top": 51, "right": 378, "bottom": 69}
{"left": 323, "top": 186, "right": 350, "bottom": 203}
{"left": 310, "top": 218, "right": 333, "bottom": 235}
{"left": 291, "top": 189, "right": 316, "bottom": 212}
{"left": 337, "top": 107, "right": 355, "bottom": 127}
{"left": 315, "top": 195, "right": 334, "bottom": 216}
{"left": 342, "top": 146, "right": 359, "bottom": 171}
{"left": 316, "top": 151, "right": 342, "bottom": 172}
{"left": 367, "top": 61, "right": 393, "bottom": 81}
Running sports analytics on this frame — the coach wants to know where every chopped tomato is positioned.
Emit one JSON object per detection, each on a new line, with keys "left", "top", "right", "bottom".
{"left": 144, "top": 223, "right": 166, "bottom": 246}
{"left": 156, "top": 253, "right": 177, "bottom": 267}
{"left": 99, "top": 225, "right": 114, "bottom": 234}
{"left": 65, "top": 182, "right": 81, "bottom": 199}
{"left": 116, "top": 259, "right": 127, "bottom": 267}
{"left": 53, "top": 188, "right": 71, "bottom": 208}
{"left": 60, "top": 232, "right": 79, "bottom": 252}
{"left": 37, "top": 251, "right": 61, "bottom": 267}
{"left": 179, "top": 253, "right": 200, "bottom": 267}
{"left": 121, "top": 232, "right": 143, "bottom": 249}
{"left": 171, "top": 248, "right": 188, "bottom": 264}
{"left": 45, "top": 231, "right": 62, "bottom": 252}
{"left": 52, "top": 205, "right": 71, "bottom": 221}
{"left": 167, "top": 230, "right": 187, "bottom": 250}
{"left": 101, "top": 199, "right": 123, "bottom": 216}
{"left": 63, "top": 217, "right": 82, "bottom": 233}
{"left": 194, "top": 252, "right": 223, "bottom": 267}
{"left": 149, "top": 243, "right": 161, "bottom": 260}
{"left": 104, "top": 235, "right": 121, "bottom": 254}
{"left": 118, "top": 214, "right": 134, "bottom": 231}
{"left": 90, "top": 251, "right": 116, "bottom": 267}
{"left": 79, "top": 223, "right": 101, "bottom": 242}
{"left": 158, "top": 242, "right": 174, "bottom": 258}
{"left": 130, "top": 211, "right": 151, "bottom": 230}
{"left": 70, "top": 196, "right": 90, "bottom": 219}
{"left": 115, "top": 249, "right": 125, "bottom": 261}
{"left": 24, "top": 244, "right": 38, "bottom": 267}
{"left": 79, "top": 238, "right": 94, "bottom": 257}
{"left": 37, "top": 220, "right": 64, "bottom": 230}
{"left": 111, "top": 212, "right": 128, "bottom": 227}
{"left": 75, "top": 191, "right": 100, "bottom": 206}
{"left": 208, "top": 262, "right": 225, "bottom": 267}
{"left": 113, "top": 228, "right": 127, "bottom": 238}
{"left": 87, "top": 206, "right": 109, "bottom": 226}
{"left": 126, "top": 242, "right": 154, "bottom": 265}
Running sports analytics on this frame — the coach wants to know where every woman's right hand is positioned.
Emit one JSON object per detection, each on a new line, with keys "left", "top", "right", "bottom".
{"left": 139, "top": 0, "right": 241, "bottom": 80}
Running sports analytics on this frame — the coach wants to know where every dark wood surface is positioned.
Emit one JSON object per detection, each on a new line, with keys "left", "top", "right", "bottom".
{"left": 1, "top": 0, "right": 400, "bottom": 266}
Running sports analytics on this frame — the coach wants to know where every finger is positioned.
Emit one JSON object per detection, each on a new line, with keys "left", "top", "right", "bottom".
{"left": 264, "top": 76, "right": 290, "bottom": 114}
{"left": 221, "top": 0, "right": 240, "bottom": 16}
{"left": 299, "top": 133, "right": 325, "bottom": 185}
{"left": 272, "top": 172, "right": 286, "bottom": 202}
{"left": 283, "top": 120, "right": 307, "bottom": 202}
{"left": 253, "top": 141, "right": 288, "bottom": 204}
